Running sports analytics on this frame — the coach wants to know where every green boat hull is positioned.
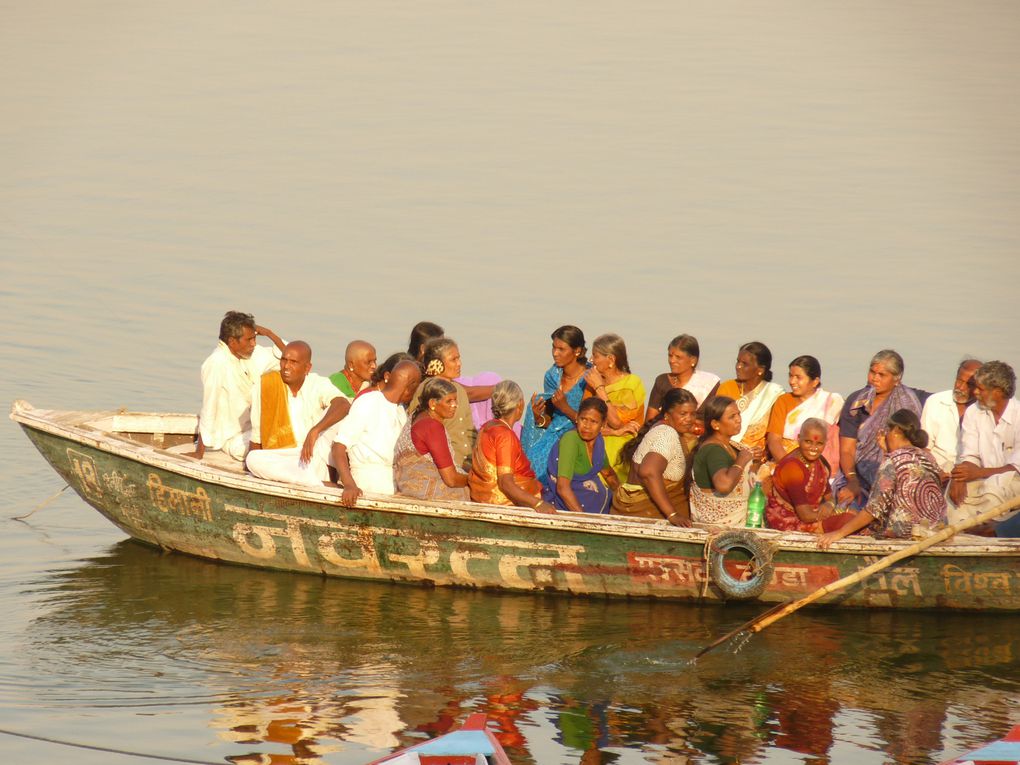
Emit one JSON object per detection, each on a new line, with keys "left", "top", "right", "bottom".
{"left": 12, "top": 402, "right": 1020, "bottom": 611}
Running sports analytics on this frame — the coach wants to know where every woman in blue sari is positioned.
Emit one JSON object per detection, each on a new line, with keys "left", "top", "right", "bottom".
{"left": 543, "top": 398, "right": 618, "bottom": 513}
{"left": 520, "top": 325, "right": 590, "bottom": 487}
{"left": 833, "top": 350, "right": 929, "bottom": 508}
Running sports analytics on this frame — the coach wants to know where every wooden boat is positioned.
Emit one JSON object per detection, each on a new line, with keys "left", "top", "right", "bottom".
{"left": 11, "top": 400, "right": 1020, "bottom": 611}
{"left": 939, "top": 725, "right": 1020, "bottom": 764}
{"left": 367, "top": 714, "right": 511, "bottom": 765}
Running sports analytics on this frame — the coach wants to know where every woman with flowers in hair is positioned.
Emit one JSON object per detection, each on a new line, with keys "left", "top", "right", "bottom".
{"left": 407, "top": 337, "right": 477, "bottom": 471}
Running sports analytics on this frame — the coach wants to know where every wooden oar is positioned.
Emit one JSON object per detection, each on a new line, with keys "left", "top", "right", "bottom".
{"left": 696, "top": 495, "right": 1020, "bottom": 658}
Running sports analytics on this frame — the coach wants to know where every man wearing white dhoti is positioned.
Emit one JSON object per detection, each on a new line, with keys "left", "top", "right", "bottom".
{"left": 245, "top": 341, "right": 352, "bottom": 486}
{"left": 948, "top": 361, "right": 1020, "bottom": 533}
{"left": 332, "top": 360, "right": 422, "bottom": 504}
{"left": 194, "top": 311, "right": 285, "bottom": 461}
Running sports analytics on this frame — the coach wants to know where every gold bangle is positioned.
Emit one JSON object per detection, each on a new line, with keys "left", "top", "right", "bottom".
{"left": 846, "top": 471, "right": 856, "bottom": 477}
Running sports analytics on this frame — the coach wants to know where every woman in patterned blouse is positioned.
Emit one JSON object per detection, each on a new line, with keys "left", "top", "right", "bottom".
{"left": 819, "top": 409, "right": 947, "bottom": 548}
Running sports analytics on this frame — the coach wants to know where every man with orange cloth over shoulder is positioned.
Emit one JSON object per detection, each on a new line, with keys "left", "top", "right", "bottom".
{"left": 246, "top": 341, "right": 351, "bottom": 486}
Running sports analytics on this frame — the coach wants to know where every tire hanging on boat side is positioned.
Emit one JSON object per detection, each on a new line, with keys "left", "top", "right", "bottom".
{"left": 708, "top": 529, "right": 774, "bottom": 600}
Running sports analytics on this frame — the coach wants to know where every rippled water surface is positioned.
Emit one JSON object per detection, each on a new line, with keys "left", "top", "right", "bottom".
{"left": 3, "top": 2, "right": 1020, "bottom": 763}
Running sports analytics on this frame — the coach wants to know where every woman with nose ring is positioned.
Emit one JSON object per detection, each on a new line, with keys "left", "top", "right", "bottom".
{"left": 765, "top": 418, "right": 845, "bottom": 533}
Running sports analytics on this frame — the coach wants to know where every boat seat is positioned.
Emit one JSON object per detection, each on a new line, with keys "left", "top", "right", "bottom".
{"left": 164, "top": 443, "right": 247, "bottom": 474}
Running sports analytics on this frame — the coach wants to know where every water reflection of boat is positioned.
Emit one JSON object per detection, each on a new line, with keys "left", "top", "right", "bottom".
{"left": 12, "top": 402, "right": 1020, "bottom": 611}
{"left": 24, "top": 542, "right": 1020, "bottom": 765}
{"left": 367, "top": 713, "right": 511, "bottom": 764}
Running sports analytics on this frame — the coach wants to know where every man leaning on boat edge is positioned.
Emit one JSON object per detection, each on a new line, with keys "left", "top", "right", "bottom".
{"left": 245, "top": 340, "right": 352, "bottom": 486}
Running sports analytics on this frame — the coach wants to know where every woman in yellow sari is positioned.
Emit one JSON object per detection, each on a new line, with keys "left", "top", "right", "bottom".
{"left": 584, "top": 334, "right": 645, "bottom": 483}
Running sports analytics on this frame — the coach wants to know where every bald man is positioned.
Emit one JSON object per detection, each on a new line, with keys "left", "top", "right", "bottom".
{"left": 246, "top": 341, "right": 352, "bottom": 486}
{"left": 332, "top": 360, "right": 422, "bottom": 505}
{"left": 329, "top": 340, "right": 378, "bottom": 398}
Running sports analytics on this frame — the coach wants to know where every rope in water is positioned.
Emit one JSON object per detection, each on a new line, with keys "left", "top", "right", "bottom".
{"left": 0, "top": 726, "right": 224, "bottom": 764}
{"left": 10, "top": 484, "right": 69, "bottom": 520}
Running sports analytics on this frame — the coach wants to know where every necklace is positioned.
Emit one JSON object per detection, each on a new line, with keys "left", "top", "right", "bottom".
{"left": 496, "top": 418, "right": 513, "bottom": 430}
{"left": 560, "top": 366, "right": 582, "bottom": 388}
{"left": 710, "top": 436, "right": 737, "bottom": 458}
{"left": 736, "top": 380, "right": 763, "bottom": 412}
{"left": 343, "top": 368, "right": 363, "bottom": 392}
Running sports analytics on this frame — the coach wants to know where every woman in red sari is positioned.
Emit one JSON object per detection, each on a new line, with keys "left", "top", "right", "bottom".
{"left": 766, "top": 418, "right": 843, "bottom": 532}
{"left": 470, "top": 380, "right": 555, "bottom": 512}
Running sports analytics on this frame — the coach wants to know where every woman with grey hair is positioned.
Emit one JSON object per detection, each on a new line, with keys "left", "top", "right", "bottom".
{"left": 832, "top": 350, "right": 930, "bottom": 508}
{"left": 469, "top": 381, "right": 554, "bottom": 512}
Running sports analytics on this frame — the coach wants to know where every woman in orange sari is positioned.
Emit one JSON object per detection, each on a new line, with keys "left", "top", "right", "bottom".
{"left": 470, "top": 380, "right": 555, "bottom": 512}
{"left": 765, "top": 355, "right": 844, "bottom": 466}
{"left": 716, "top": 341, "right": 785, "bottom": 451}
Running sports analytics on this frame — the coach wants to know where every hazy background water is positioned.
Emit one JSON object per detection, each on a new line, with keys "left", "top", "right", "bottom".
{"left": 2, "top": 2, "right": 1020, "bottom": 763}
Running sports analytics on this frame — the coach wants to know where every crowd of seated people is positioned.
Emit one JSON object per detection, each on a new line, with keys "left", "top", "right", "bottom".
{"left": 196, "top": 311, "right": 1020, "bottom": 543}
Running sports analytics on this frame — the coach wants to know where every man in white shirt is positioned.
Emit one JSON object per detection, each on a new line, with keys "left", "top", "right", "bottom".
{"left": 194, "top": 311, "right": 285, "bottom": 461}
{"left": 332, "top": 360, "right": 421, "bottom": 504}
{"left": 948, "top": 360, "right": 1020, "bottom": 532}
{"left": 246, "top": 341, "right": 352, "bottom": 485}
{"left": 920, "top": 359, "right": 981, "bottom": 475}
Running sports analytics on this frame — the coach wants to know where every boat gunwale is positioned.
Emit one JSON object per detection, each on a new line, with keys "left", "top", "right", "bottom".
{"left": 11, "top": 400, "right": 1020, "bottom": 559}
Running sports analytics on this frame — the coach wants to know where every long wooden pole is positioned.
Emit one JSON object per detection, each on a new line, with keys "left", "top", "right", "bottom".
{"left": 696, "top": 495, "right": 1020, "bottom": 658}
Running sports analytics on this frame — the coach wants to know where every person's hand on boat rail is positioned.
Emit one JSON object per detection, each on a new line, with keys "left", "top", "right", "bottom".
{"left": 331, "top": 442, "right": 363, "bottom": 507}
{"left": 340, "top": 484, "right": 363, "bottom": 507}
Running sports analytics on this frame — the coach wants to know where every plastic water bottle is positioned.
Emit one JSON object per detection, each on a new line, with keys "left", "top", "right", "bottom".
{"left": 746, "top": 480, "right": 766, "bottom": 528}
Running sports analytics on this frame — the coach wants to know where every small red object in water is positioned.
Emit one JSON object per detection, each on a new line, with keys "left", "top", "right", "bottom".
{"left": 368, "top": 714, "right": 512, "bottom": 765}
{"left": 938, "top": 725, "right": 1020, "bottom": 764}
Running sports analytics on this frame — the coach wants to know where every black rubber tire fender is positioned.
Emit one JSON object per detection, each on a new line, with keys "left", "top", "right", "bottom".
{"left": 707, "top": 529, "right": 775, "bottom": 600}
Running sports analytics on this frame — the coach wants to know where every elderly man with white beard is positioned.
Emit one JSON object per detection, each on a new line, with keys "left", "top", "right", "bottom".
{"left": 194, "top": 311, "right": 285, "bottom": 461}
{"left": 921, "top": 358, "right": 982, "bottom": 477}
{"left": 948, "top": 360, "right": 1020, "bottom": 535}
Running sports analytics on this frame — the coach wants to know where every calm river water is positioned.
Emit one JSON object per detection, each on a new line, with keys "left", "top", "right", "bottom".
{"left": 3, "top": 2, "right": 1020, "bottom": 763}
